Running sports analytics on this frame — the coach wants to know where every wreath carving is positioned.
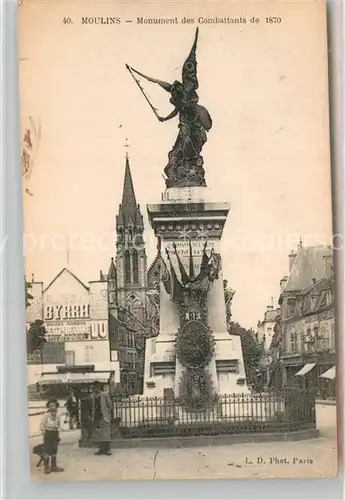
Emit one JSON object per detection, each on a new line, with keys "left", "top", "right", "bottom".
{"left": 178, "top": 367, "right": 216, "bottom": 412}
{"left": 175, "top": 321, "right": 215, "bottom": 368}
{"left": 175, "top": 320, "right": 216, "bottom": 411}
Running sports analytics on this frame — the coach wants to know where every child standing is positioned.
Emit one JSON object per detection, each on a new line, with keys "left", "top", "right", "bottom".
{"left": 40, "top": 399, "right": 64, "bottom": 474}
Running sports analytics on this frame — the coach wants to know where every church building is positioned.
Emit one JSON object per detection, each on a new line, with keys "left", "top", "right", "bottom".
{"left": 107, "top": 152, "right": 161, "bottom": 394}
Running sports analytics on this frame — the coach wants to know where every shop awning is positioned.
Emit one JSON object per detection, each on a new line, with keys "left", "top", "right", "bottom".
{"left": 67, "top": 372, "right": 111, "bottom": 384}
{"left": 38, "top": 373, "right": 69, "bottom": 385}
{"left": 320, "top": 366, "right": 336, "bottom": 380}
{"left": 294, "top": 363, "right": 316, "bottom": 376}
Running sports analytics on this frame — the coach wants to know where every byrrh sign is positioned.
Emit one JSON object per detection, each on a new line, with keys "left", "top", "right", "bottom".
{"left": 44, "top": 302, "right": 108, "bottom": 342}
{"left": 44, "top": 304, "right": 90, "bottom": 320}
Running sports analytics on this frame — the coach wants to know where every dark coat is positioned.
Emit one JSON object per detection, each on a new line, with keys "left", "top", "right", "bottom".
{"left": 91, "top": 391, "right": 112, "bottom": 442}
{"left": 65, "top": 395, "right": 79, "bottom": 412}
{"left": 91, "top": 391, "right": 112, "bottom": 424}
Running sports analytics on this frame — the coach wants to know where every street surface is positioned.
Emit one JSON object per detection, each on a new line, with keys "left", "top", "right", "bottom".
{"left": 29, "top": 404, "right": 337, "bottom": 482}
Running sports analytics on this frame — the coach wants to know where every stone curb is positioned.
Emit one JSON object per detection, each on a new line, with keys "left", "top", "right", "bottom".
{"left": 28, "top": 411, "right": 45, "bottom": 417}
{"left": 80, "top": 429, "right": 319, "bottom": 450}
{"left": 316, "top": 400, "right": 337, "bottom": 406}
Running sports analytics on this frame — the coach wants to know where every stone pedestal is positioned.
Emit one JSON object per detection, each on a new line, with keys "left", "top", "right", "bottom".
{"left": 144, "top": 186, "right": 249, "bottom": 397}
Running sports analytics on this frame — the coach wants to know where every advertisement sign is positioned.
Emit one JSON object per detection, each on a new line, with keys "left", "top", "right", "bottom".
{"left": 45, "top": 320, "right": 108, "bottom": 342}
{"left": 46, "top": 320, "right": 90, "bottom": 342}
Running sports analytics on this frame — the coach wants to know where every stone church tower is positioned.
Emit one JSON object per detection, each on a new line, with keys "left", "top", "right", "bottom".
{"left": 114, "top": 153, "right": 147, "bottom": 324}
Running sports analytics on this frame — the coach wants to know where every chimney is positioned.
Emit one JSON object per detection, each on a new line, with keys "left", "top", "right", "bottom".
{"left": 266, "top": 296, "right": 274, "bottom": 310}
{"left": 288, "top": 249, "right": 297, "bottom": 272}
{"left": 31, "top": 273, "right": 35, "bottom": 283}
{"left": 312, "top": 277, "right": 316, "bottom": 284}
{"left": 323, "top": 255, "right": 333, "bottom": 278}
{"left": 100, "top": 271, "right": 104, "bottom": 281}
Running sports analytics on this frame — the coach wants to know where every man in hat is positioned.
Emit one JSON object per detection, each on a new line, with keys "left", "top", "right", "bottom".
{"left": 91, "top": 381, "right": 113, "bottom": 455}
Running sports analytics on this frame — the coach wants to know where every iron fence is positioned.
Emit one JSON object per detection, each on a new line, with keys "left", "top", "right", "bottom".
{"left": 105, "top": 389, "right": 316, "bottom": 439}
{"left": 79, "top": 390, "right": 316, "bottom": 443}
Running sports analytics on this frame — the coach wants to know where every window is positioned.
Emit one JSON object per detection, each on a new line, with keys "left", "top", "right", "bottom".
{"left": 125, "top": 250, "right": 131, "bottom": 284}
{"left": 65, "top": 351, "right": 75, "bottom": 366}
{"left": 127, "top": 333, "right": 134, "bottom": 348}
{"left": 304, "top": 327, "right": 315, "bottom": 352}
{"left": 326, "top": 290, "right": 332, "bottom": 306}
{"left": 126, "top": 294, "right": 141, "bottom": 319}
{"left": 120, "top": 372, "right": 129, "bottom": 391}
{"left": 83, "top": 345, "right": 92, "bottom": 363}
{"left": 288, "top": 300, "right": 295, "bottom": 317}
{"left": 320, "top": 323, "right": 330, "bottom": 350}
{"left": 296, "top": 300, "right": 302, "bottom": 315}
{"left": 119, "top": 329, "right": 126, "bottom": 345}
{"left": 331, "top": 322, "right": 335, "bottom": 349}
{"left": 290, "top": 332, "right": 298, "bottom": 353}
{"left": 133, "top": 249, "right": 139, "bottom": 284}
{"left": 310, "top": 295, "right": 317, "bottom": 309}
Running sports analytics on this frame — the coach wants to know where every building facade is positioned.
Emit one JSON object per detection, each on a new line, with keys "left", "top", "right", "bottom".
{"left": 274, "top": 244, "right": 336, "bottom": 396}
{"left": 26, "top": 155, "right": 160, "bottom": 393}
{"left": 26, "top": 268, "right": 119, "bottom": 385}
{"left": 257, "top": 299, "right": 279, "bottom": 352}
{"left": 256, "top": 300, "right": 279, "bottom": 386}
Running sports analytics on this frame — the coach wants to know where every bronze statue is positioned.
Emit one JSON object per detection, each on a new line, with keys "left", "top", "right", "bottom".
{"left": 126, "top": 28, "right": 212, "bottom": 188}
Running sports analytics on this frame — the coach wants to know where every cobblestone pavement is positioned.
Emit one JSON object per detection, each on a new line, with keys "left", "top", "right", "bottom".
{"left": 29, "top": 404, "right": 338, "bottom": 482}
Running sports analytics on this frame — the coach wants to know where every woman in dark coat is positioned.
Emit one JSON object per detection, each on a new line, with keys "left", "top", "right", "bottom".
{"left": 91, "top": 382, "right": 113, "bottom": 456}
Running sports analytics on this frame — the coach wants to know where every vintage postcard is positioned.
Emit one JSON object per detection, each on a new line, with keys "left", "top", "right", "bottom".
{"left": 19, "top": 0, "right": 337, "bottom": 482}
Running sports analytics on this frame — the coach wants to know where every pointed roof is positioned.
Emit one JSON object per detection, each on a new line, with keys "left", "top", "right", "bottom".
{"left": 299, "top": 275, "right": 334, "bottom": 315}
{"left": 43, "top": 268, "right": 89, "bottom": 293}
{"left": 120, "top": 153, "right": 138, "bottom": 226}
{"left": 107, "top": 257, "right": 116, "bottom": 280}
{"left": 283, "top": 245, "right": 333, "bottom": 293}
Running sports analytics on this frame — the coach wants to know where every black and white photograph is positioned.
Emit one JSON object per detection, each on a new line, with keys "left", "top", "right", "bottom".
{"left": 19, "top": 0, "right": 337, "bottom": 482}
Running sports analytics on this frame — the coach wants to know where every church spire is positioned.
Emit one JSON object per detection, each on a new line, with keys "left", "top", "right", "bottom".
{"left": 115, "top": 141, "right": 147, "bottom": 316}
{"left": 116, "top": 143, "right": 144, "bottom": 234}
{"left": 119, "top": 153, "right": 138, "bottom": 227}
{"left": 122, "top": 154, "right": 137, "bottom": 208}
{"left": 107, "top": 257, "right": 116, "bottom": 280}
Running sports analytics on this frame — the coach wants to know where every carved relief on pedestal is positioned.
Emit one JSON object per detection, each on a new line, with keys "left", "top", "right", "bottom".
{"left": 157, "top": 239, "right": 221, "bottom": 410}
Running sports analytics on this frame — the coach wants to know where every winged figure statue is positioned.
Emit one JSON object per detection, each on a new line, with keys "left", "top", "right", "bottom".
{"left": 126, "top": 28, "right": 212, "bottom": 188}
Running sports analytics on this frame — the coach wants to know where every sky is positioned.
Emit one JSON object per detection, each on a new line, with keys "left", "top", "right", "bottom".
{"left": 19, "top": 0, "right": 332, "bottom": 329}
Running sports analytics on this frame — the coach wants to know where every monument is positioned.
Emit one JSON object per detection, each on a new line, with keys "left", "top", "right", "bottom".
{"left": 127, "top": 28, "right": 249, "bottom": 411}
